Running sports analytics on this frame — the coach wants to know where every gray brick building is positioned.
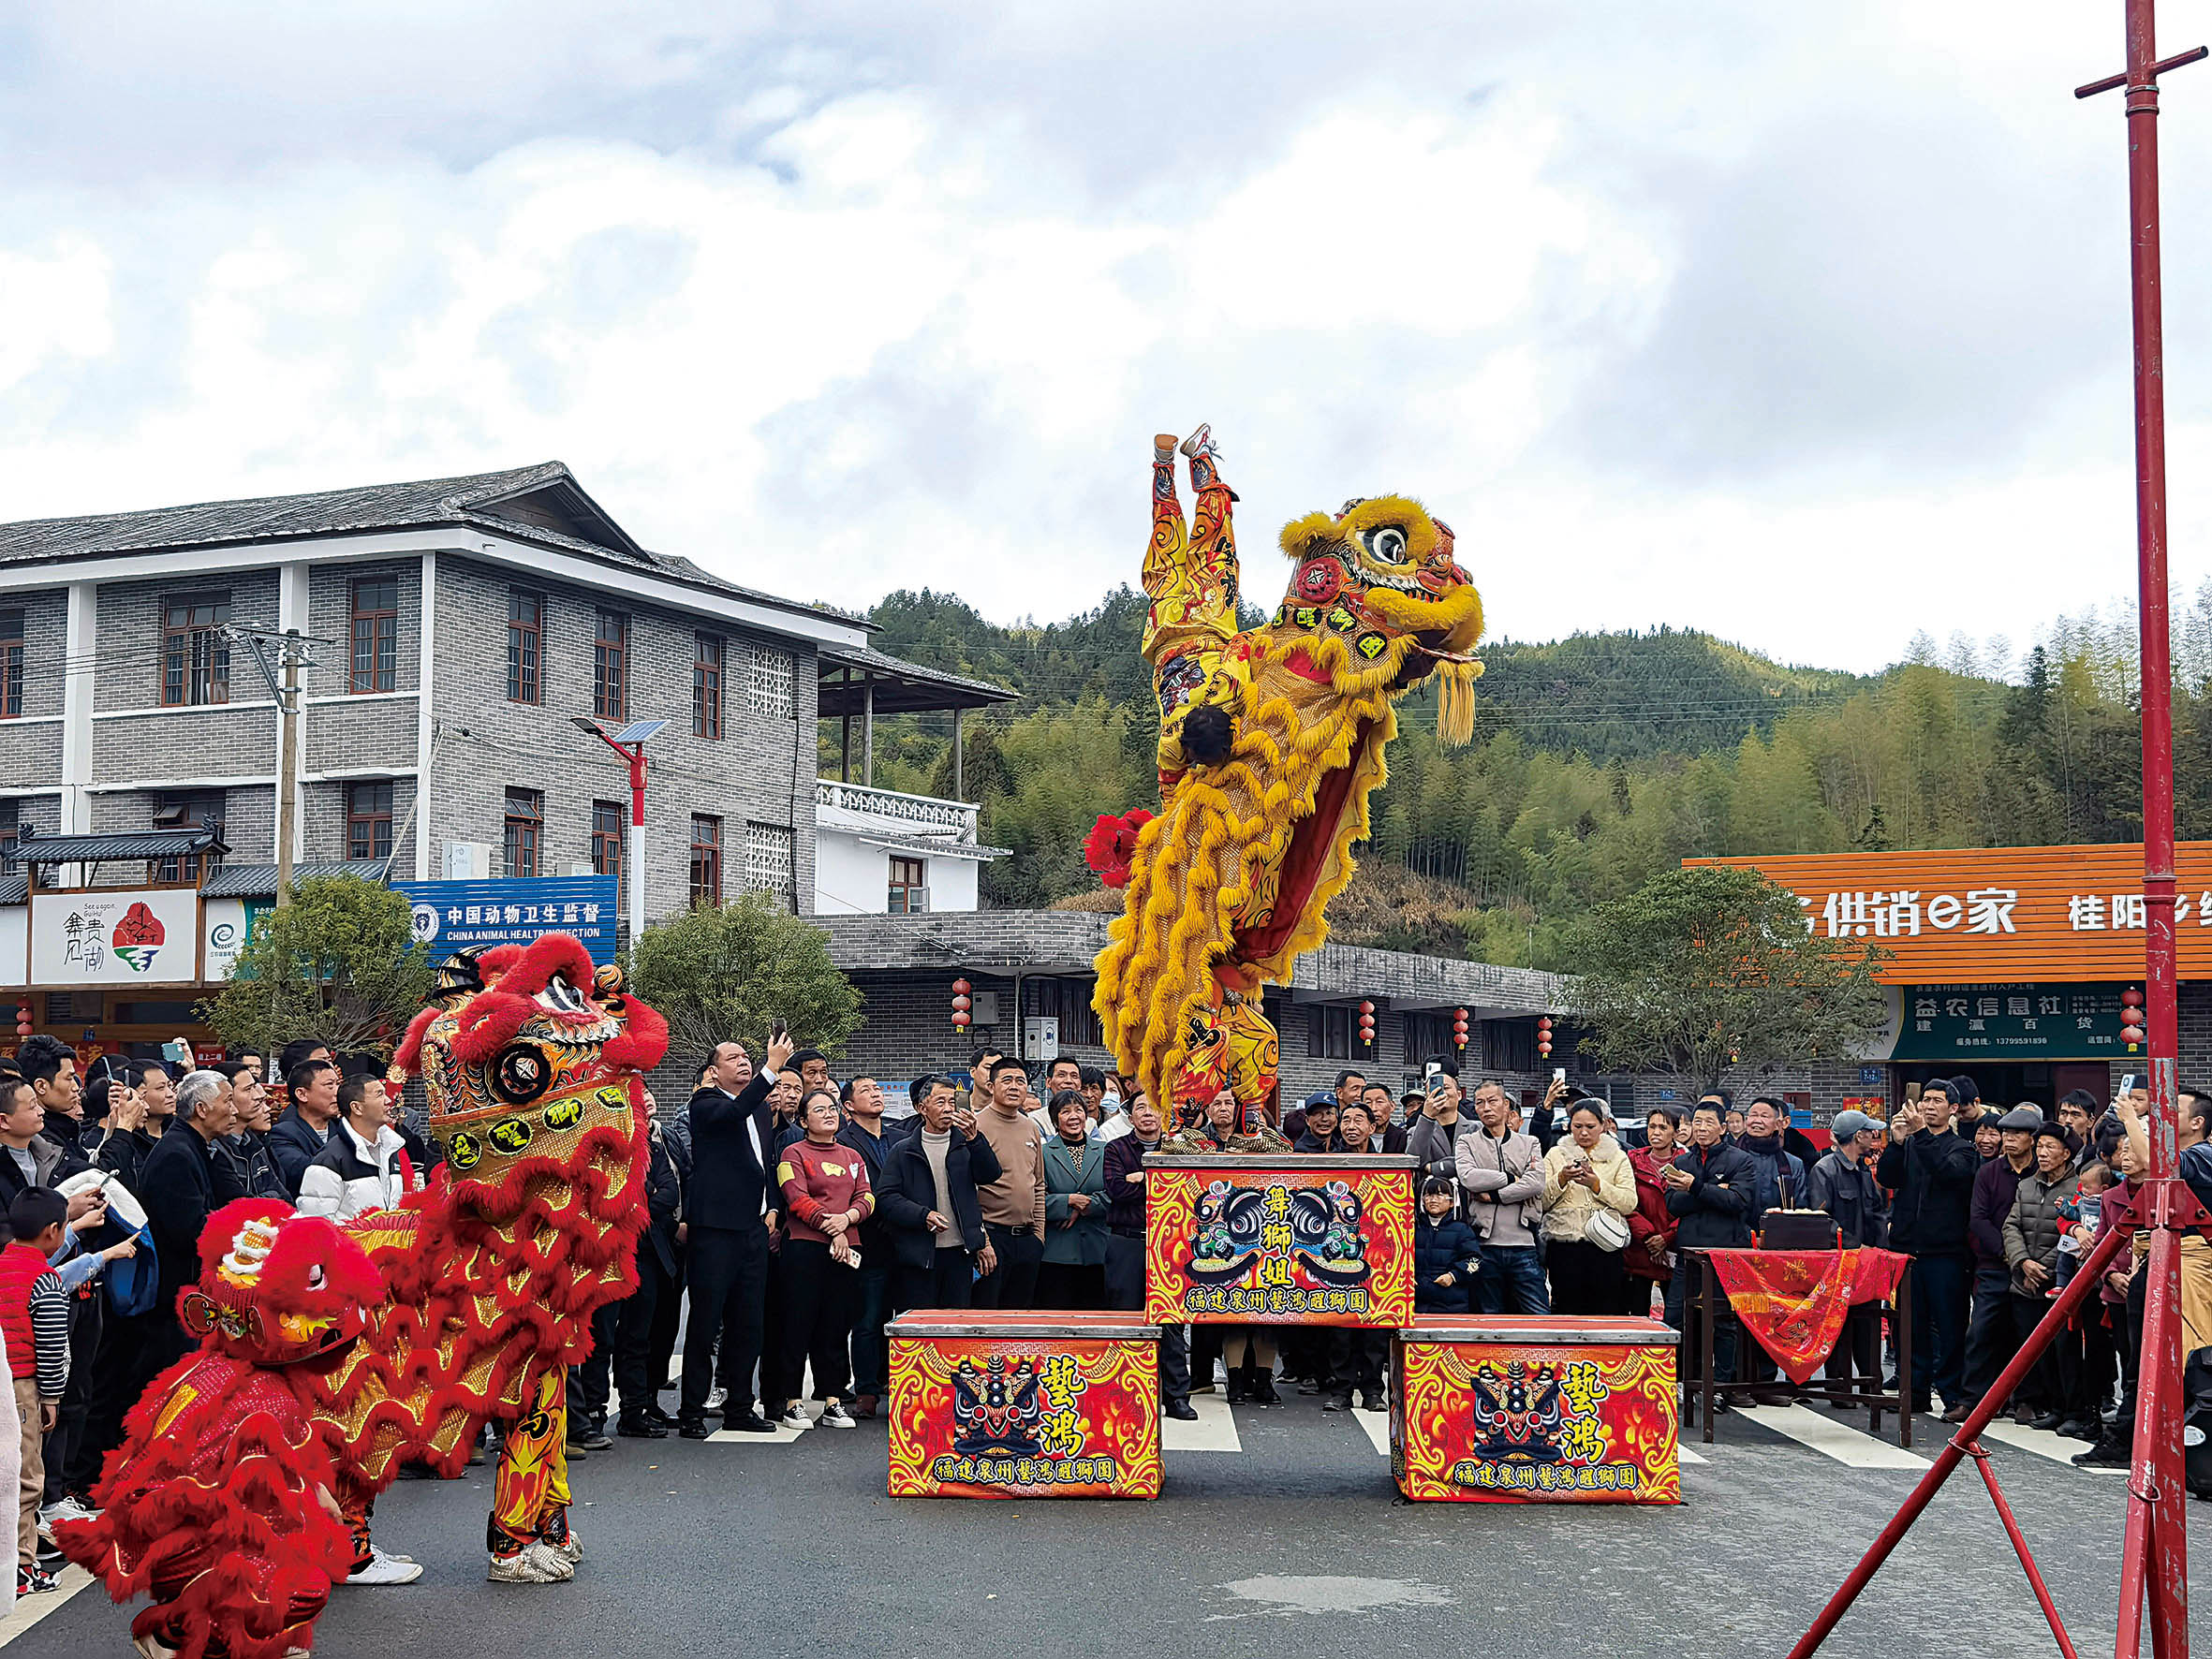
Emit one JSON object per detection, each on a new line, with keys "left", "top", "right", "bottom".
{"left": 0, "top": 463, "right": 994, "bottom": 1003}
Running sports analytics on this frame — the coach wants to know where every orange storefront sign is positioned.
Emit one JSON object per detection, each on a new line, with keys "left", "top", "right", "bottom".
{"left": 1691, "top": 844, "right": 2212, "bottom": 983}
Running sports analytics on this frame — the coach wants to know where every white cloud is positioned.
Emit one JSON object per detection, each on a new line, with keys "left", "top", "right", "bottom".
{"left": 0, "top": 2, "right": 2201, "bottom": 673}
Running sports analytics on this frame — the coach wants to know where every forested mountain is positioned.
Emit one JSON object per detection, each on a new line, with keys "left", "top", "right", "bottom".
{"left": 837, "top": 584, "right": 2212, "bottom": 971}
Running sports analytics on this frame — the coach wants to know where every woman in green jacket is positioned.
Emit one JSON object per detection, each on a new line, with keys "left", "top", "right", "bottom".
{"left": 1038, "top": 1091, "right": 1110, "bottom": 1309}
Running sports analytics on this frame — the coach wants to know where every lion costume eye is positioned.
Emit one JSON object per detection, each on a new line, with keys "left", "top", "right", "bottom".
{"left": 306, "top": 1264, "right": 326, "bottom": 1290}
{"left": 1363, "top": 526, "right": 1409, "bottom": 565}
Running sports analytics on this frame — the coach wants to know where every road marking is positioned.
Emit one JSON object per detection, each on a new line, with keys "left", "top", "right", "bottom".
{"left": 1973, "top": 1419, "right": 2126, "bottom": 1473}
{"left": 1677, "top": 1444, "right": 1708, "bottom": 1464}
{"left": 1164, "top": 1394, "right": 1242, "bottom": 1452}
{"left": 1734, "top": 1402, "right": 1929, "bottom": 1469}
{"left": 1350, "top": 1406, "right": 1392, "bottom": 1458}
{"left": 709, "top": 1412, "right": 812, "bottom": 1445}
{"left": 0, "top": 1565, "right": 95, "bottom": 1648}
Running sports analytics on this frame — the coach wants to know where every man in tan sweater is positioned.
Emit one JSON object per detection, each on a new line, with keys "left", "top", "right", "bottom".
{"left": 973, "top": 1058, "right": 1046, "bottom": 1309}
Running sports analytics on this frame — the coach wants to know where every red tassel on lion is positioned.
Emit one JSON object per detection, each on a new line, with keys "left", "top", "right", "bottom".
{"left": 1083, "top": 808, "right": 1155, "bottom": 888}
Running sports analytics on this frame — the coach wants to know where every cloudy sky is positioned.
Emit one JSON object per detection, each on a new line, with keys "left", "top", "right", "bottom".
{"left": 0, "top": 1, "right": 2204, "bottom": 672}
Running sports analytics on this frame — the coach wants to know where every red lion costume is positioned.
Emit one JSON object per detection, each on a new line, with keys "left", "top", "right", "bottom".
{"left": 62, "top": 1201, "right": 382, "bottom": 1659}
{"left": 62, "top": 932, "right": 670, "bottom": 1650}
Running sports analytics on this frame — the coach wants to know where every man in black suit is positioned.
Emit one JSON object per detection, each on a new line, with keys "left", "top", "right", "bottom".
{"left": 678, "top": 1031, "right": 793, "bottom": 1439}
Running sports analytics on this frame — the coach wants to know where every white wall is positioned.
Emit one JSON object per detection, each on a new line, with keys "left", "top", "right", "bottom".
{"left": 815, "top": 828, "right": 889, "bottom": 916}
{"left": 930, "top": 853, "right": 980, "bottom": 911}
{"left": 811, "top": 825, "right": 985, "bottom": 914}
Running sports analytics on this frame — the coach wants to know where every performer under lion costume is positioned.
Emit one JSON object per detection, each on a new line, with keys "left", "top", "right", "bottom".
{"left": 1088, "top": 428, "right": 1484, "bottom": 1142}
{"left": 62, "top": 932, "right": 668, "bottom": 1653}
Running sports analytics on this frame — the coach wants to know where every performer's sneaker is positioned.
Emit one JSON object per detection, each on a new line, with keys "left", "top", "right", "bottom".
{"left": 818, "top": 1401, "right": 857, "bottom": 1430}
{"left": 775, "top": 1402, "right": 814, "bottom": 1431}
{"left": 17, "top": 1563, "right": 57, "bottom": 1595}
{"left": 1179, "top": 423, "right": 1216, "bottom": 459}
{"left": 544, "top": 1532, "right": 583, "bottom": 1568}
{"left": 487, "top": 1544, "right": 574, "bottom": 1585}
{"left": 347, "top": 1547, "right": 424, "bottom": 1586}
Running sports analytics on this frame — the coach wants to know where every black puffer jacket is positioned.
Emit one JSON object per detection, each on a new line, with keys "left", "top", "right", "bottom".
{"left": 1665, "top": 1140, "right": 1758, "bottom": 1250}
{"left": 1876, "top": 1128, "right": 1979, "bottom": 1258}
{"left": 1412, "top": 1212, "right": 1482, "bottom": 1314}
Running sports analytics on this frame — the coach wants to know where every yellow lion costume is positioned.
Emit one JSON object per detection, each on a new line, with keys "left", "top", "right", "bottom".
{"left": 1088, "top": 428, "right": 1484, "bottom": 1143}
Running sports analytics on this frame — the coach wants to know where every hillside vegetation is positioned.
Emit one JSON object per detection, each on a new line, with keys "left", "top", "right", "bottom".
{"left": 835, "top": 585, "right": 2212, "bottom": 971}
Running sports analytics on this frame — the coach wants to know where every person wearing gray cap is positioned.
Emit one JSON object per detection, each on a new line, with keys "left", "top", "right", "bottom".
{"left": 1957, "top": 1104, "right": 2045, "bottom": 1422}
{"left": 1806, "top": 1110, "right": 1890, "bottom": 1405}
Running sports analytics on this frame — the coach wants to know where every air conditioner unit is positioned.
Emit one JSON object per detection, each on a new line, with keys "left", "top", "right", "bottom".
{"left": 444, "top": 841, "right": 495, "bottom": 880}
{"left": 562, "top": 860, "right": 594, "bottom": 878}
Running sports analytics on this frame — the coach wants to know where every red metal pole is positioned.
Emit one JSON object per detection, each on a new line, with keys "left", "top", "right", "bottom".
{"left": 1967, "top": 1444, "right": 2083, "bottom": 1659}
{"left": 1785, "top": 1221, "right": 2133, "bottom": 1658}
{"left": 2117, "top": 2, "right": 2191, "bottom": 1652}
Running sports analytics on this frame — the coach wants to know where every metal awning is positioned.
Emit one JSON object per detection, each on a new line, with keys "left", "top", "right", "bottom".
{"left": 2, "top": 827, "right": 228, "bottom": 867}
{"left": 818, "top": 644, "right": 1016, "bottom": 716}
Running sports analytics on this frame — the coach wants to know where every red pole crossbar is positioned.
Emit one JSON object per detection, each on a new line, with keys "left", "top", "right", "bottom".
{"left": 1785, "top": 1220, "right": 2135, "bottom": 1658}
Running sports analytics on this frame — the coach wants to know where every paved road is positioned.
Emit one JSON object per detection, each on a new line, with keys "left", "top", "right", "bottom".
{"left": 12, "top": 1391, "right": 2202, "bottom": 1658}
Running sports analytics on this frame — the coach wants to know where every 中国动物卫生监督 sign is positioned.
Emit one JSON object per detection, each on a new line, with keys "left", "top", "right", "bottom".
{"left": 392, "top": 877, "right": 618, "bottom": 965}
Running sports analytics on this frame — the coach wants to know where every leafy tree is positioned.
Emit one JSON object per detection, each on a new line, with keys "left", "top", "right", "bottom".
{"left": 630, "top": 890, "right": 863, "bottom": 1066}
{"left": 1564, "top": 865, "right": 1890, "bottom": 1091}
{"left": 198, "top": 875, "right": 433, "bottom": 1059}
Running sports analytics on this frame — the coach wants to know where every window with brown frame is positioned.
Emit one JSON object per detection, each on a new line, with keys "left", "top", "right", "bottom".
{"left": 592, "top": 799, "right": 624, "bottom": 903}
{"left": 504, "top": 787, "right": 543, "bottom": 878}
{"left": 162, "top": 593, "right": 230, "bottom": 707}
{"left": 348, "top": 576, "right": 397, "bottom": 694}
{"left": 508, "top": 590, "right": 541, "bottom": 704}
{"left": 690, "top": 814, "right": 722, "bottom": 908}
{"left": 153, "top": 791, "right": 224, "bottom": 885}
{"left": 888, "top": 855, "right": 927, "bottom": 915}
{"left": 593, "top": 609, "right": 627, "bottom": 721}
{"left": 694, "top": 632, "right": 724, "bottom": 740}
{"left": 347, "top": 780, "right": 394, "bottom": 862}
{"left": 0, "top": 609, "right": 22, "bottom": 719}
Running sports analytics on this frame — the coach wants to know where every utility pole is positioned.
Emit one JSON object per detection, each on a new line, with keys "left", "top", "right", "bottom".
{"left": 230, "top": 624, "right": 329, "bottom": 912}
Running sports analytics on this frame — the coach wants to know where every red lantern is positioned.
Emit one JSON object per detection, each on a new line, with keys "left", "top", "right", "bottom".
{"left": 2123, "top": 987, "right": 2145, "bottom": 1007}
{"left": 951, "top": 977, "right": 973, "bottom": 1030}
{"left": 1357, "top": 999, "right": 1376, "bottom": 1048}
{"left": 1452, "top": 1006, "right": 1469, "bottom": 1051}
{"left": 1536, "top": 1013, "right": 1554, "bottom": 1060}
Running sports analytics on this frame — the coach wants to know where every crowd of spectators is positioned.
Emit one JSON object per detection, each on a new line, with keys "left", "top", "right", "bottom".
{"left": 2, "top": 1024, "right": 2202, "bottom": 1601}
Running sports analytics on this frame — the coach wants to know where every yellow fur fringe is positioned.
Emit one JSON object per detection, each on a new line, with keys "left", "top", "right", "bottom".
{"left": 1435, "top": 658, "right": 1482, "bottom": 747}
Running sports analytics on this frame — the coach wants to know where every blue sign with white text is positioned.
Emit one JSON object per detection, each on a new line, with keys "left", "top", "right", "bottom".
{"left": 393, "top": 876, "right": 619, "bottom": 965}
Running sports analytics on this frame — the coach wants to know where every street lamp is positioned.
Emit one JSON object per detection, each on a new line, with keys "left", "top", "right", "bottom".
{"left": 572, "top": 715, "right": 665, "bottom": 951}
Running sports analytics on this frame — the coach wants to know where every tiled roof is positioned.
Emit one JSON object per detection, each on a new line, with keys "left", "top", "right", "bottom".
{"left": 199, "top": 861, "right": 391, "bottom": 900}
{"left": 0, "top": 462, "right": 853, "bottom": 632}
{"left": 1, "top": 828, "right": 226, "bottom": 866}
{"left": 818, "top": 643, "right": 1016, "bottom": 715}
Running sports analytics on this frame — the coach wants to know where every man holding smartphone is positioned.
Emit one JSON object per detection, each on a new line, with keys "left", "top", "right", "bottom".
{"left": 1455, "top": 1079, "right": 1552, "bottom": 1314}
{"left": 677, "top": 1028, "right": 795, "bottom": 1439}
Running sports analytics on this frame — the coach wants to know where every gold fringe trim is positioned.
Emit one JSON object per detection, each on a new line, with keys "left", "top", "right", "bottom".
{"left": 1435, "top": 658, "right": 1483, "bottom": 747}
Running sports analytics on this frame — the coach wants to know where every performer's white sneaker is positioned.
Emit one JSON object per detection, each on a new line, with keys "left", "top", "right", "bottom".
{"left": 818, "top": 1401, "right": 856, "bottom": 1430}
{"left": 547, "top": 1531, "right": 583, "bottom": 1567}
{"left": 776, "top": 1402, "right": 813, "bottom": 1431}
{"left": 346, "top": 1547, "right": 424, "bottom": 1586}
{"left": 1179, "top": 422, "right": 1215, "bottom": 459}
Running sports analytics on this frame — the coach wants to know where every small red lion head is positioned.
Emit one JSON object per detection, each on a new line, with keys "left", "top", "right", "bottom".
{"left": 180, "top": 1198, "right": 383, "bottom": 1365}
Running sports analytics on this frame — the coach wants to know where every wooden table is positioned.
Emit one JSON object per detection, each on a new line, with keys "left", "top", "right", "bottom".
{"left": 1681, "top": 1247, "right": 1914, "bottom": 1447}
